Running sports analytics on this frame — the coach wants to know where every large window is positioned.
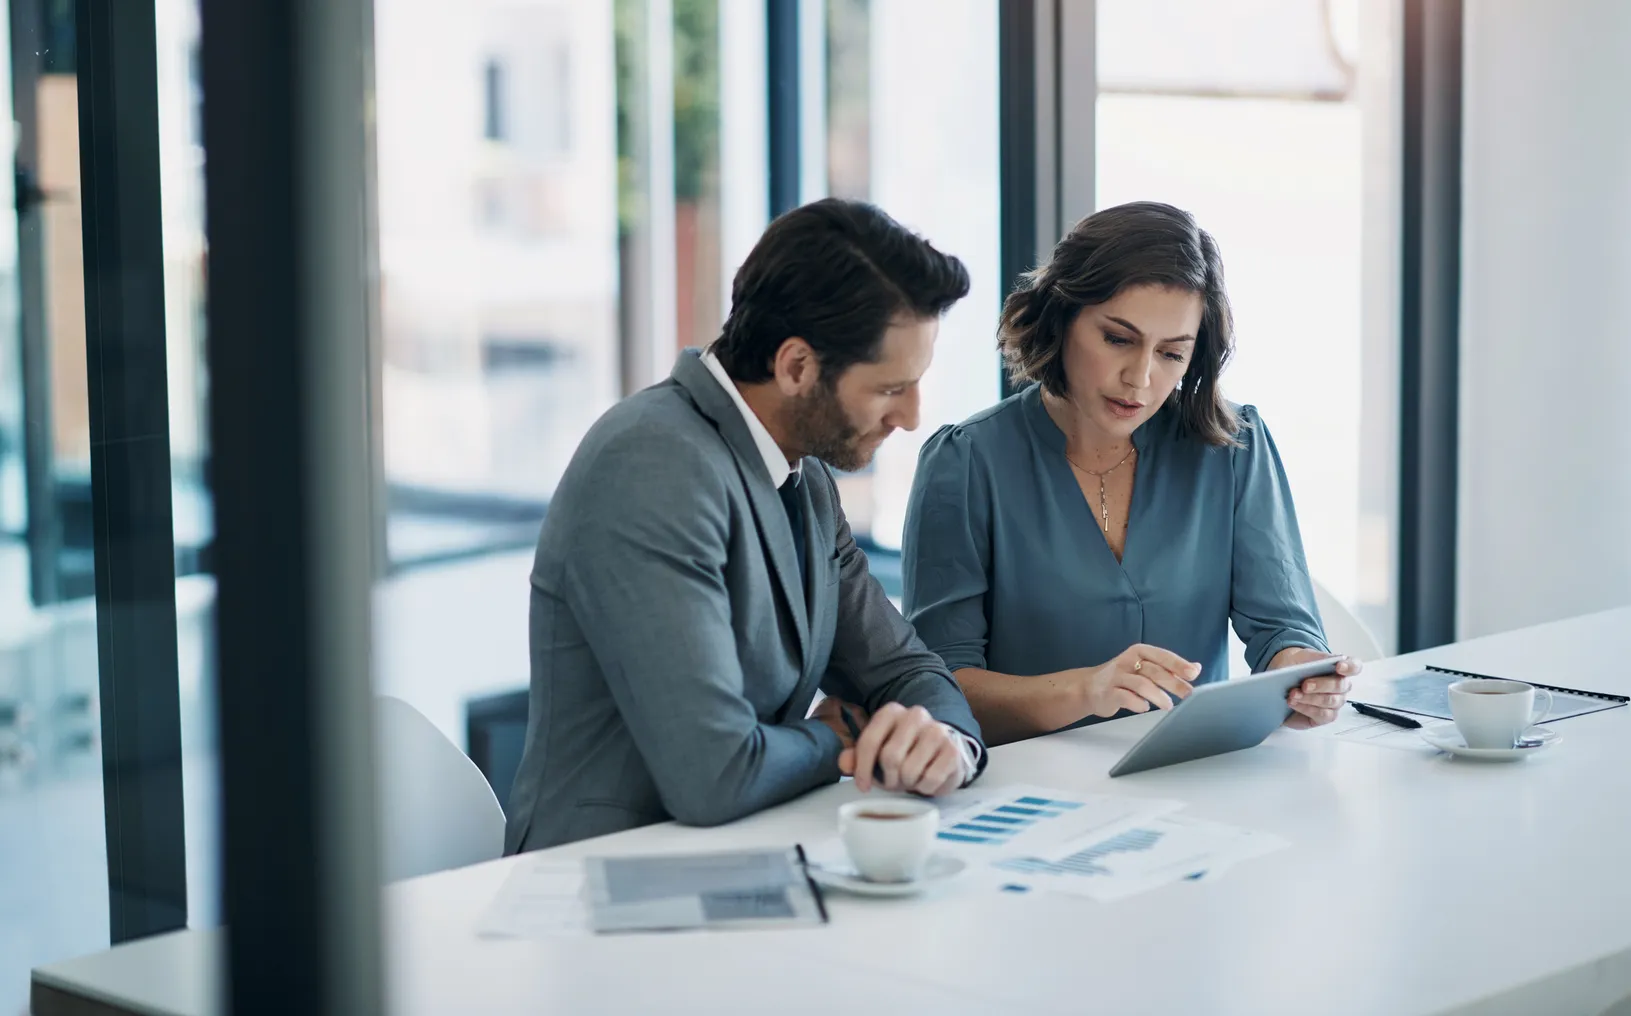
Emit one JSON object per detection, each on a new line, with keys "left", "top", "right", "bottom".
{"left": 1096, "top": 0, "right": 1401, "bottom": 656}
{"left": 819, "top": 0, "right": 1002, "bottom": 553}
{"left": 375, "top": 0, "right": 621, "bottom": 566}
{"left": 372, "top": 0, "right": 1001, "bottom": 577}
{"left": 362, "top": 0, "right": 1003, "bottom": 749}
{"left": 0, "top": 1, "right": 1429, "bottom": 1009}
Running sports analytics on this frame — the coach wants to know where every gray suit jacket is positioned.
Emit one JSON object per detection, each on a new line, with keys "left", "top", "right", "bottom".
{"left": 504, "top": 350, "right": 986, "bottom": 852}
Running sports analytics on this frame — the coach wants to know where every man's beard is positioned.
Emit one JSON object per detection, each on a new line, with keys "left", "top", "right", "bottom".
{"left": 788, "top": 381, "right": 873, "bottom": 472}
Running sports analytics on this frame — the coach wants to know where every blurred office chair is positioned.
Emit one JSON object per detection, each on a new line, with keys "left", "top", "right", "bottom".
{"left": 1311, "top": 578, "right": 1385, "bottom": 663}
{"left": 376, "top": 695, "right": 505, "bottom": 882}
{"left": 465, "top": 687, "right": 530, "bottom": 816}
{"left": 1228, "top": 578, "right": 1385, "bottom": 677}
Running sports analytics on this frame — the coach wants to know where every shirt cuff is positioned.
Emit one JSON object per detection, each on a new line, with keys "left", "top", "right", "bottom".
{"left": 1254, "top": 633, "right": 1330, "bottom": 673}
{"left": 944, "top": 724, "right": 982, "bottom": 787}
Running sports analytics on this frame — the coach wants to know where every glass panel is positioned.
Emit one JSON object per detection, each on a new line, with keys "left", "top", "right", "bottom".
{"left": 1096, "top": 0, "right": 1400, "bottom": 657}
{"left": 376, "top": 0, "right": 621, "bottom": 571}
{"left": 369, "top": 0, "right": 624, "bottom": 766}
{"left": 365, "top": 0, "right": 999, "bottom": 819}
{"left": 672, "top": 0, "right": 721, "bottom": 356}
{"left": 0, "top": 1, "right": 107, "bottom": 1008}
{"left": 820, "top": 0, "right": 1003, "bottom": 558}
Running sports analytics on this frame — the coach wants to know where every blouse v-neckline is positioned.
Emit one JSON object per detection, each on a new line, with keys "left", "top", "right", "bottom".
{"left": 1023, "top": 385, "right": 1157, "bottom": 572}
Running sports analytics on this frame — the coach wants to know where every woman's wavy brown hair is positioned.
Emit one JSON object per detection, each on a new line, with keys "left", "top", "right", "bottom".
{"left": 998, "top": 201, "right": 1240, "bottom": 447}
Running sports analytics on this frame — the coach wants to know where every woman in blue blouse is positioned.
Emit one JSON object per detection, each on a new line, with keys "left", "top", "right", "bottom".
{"left": 901, "top": 201, "right": 1360, "bottom": 745}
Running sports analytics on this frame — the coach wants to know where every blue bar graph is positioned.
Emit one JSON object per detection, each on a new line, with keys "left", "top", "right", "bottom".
{"left": 936, "top": 793, "right": 1088, "bottom": 846}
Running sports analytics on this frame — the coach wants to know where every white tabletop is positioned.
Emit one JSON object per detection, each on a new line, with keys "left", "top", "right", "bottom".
{"left": 33, "top": 606, "right": 1631, "bottom": 1016}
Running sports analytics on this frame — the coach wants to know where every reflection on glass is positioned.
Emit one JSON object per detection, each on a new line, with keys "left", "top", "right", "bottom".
{"left": 0, "top": 2, "right": 107, "bottom": 1009}
{"left": 155, "top": 0, "right": 220, "bottom": 930}
{"left": 155, "top": 0, "right": 210, "bottom": 579}
{"left": 1096, "top": 0, "right": 1398, "bottom": 651}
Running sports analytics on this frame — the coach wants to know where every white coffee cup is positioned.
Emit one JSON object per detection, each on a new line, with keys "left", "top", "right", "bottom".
{"left": 1448, "top": 678, "right": 1553, "bottom": 749}
{"left": 838, "top": 799, "right": 938, "bottom": 883}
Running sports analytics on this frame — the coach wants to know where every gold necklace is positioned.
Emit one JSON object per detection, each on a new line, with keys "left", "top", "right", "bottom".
{"left": 1065, "top": 445, "right": 1136, "bottom": 533}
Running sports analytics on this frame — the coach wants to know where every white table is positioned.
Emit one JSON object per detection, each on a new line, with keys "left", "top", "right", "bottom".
{"left": 33, "top": 607, "right": 1631, "bottom": 1016}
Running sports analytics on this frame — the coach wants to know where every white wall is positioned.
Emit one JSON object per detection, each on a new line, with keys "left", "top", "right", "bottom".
{"left": 1458, "top": 0, "right": 1631, "bottom": 638}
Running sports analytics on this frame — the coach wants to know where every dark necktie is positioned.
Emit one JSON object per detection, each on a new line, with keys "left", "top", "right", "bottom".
{"left": 777, "top": 472, "right": 808, "bottom": 595}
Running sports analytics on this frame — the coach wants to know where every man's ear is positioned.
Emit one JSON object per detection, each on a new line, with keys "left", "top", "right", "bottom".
{"left": 771, "top": 337, "right": 820, "bottom": 396}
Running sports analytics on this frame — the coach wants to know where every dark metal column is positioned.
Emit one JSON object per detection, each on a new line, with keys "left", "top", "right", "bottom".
{"left": 75, "top": 0, "right": 188, "bottom": 944}
{"left": 200, "top": 0, "right": 384, "bottom": 1010}
{"left": 767, "top": 0, "right": 801, "bottom": 217}
{"left": 1398, "top": 0, "right": 1463, "bottom": 651}
{"left": 998, "top": 0, "right": 1043, "bottom": 397}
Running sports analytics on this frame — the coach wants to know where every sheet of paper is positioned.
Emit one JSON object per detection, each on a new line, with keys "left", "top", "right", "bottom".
{"left": 991, "top": 813, "right": 1289, "bottom": 902}
{"left": 1326, "top": 710, "right": 1433, "bottom": 751}
{"left": 475, "top": 857, "right": 591, "bottom": 939}
{"left": 804, "top": 785, "right": 1181, "bottom": 880}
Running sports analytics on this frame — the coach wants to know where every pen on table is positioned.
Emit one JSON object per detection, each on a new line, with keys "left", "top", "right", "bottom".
{"left": 1350, "top": 701, "right": 1422, "bottom": 729}
{"left": 837, "top": 705, "right": 888, "bottom": 783}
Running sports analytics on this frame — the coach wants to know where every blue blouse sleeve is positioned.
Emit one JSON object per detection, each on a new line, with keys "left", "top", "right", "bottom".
{"left": 901, "top": 426, "right": 992, "bottom": 673}
{"left": 1228, "top": 406, "right": 1329, "bottom": 671}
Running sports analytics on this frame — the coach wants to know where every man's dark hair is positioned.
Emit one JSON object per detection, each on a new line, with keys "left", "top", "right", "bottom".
{"left": 711, "top": 198, "right": 970, "bottom": 383}
{"left": 999, "top": 201, "right": 1241, "bottom": 447}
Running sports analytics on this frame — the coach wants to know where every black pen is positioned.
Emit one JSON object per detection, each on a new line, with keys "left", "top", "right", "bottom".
{"left": 837, "top": 705, "right": 887, "bottom": 783}
{"left": 1350, "top": 701, "right": 1422, "bottom": 729}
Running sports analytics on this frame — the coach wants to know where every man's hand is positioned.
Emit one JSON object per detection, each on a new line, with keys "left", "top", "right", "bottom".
{"left": 1271, "top": 647, "right": 1362, "bottom": 729}
{"left": 839, "top": 702, "right": 964, "bottom": 797}
{"left": 811, "top": 696, "right": 867, "bottom": 748}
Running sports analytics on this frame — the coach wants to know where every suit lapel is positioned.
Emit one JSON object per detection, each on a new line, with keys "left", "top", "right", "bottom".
{"left": 671, "top": 351, "right": 810, "bottom": 666}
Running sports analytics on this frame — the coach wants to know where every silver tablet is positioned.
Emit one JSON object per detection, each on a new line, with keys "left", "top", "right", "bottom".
{"left": 1107, "top": 655, "right": 1343, "bottom": 777}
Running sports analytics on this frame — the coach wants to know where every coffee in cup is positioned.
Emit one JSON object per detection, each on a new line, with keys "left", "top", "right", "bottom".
{"left": 838, "top": 799, "right": 937, "bottom": 882}
{"left": 1448, "top": 678, "right": 1553, "bottom": 749}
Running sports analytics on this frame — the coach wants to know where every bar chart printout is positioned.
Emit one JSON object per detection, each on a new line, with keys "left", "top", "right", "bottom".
{"left": 929, "top": 785, "right": 1182, "bottom": 861}
{"left": 997, "top": 827, "right": 1163, "bottom": 876}
{"left": 938, "top": 795, "right": 1081, "bottom": 846}
{"left": 993, "top": 815, "right": 1291, "bottom": 902}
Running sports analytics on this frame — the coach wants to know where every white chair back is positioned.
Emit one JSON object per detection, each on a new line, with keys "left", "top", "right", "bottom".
{"left": 1226, "top": 578, "right": 1385, "bottom": 677}
{"left": 376, "top": 695, "right": 506, "bottom": 882}
{"left": 1311, "top": 578, "right": 1385, "bottom": 662}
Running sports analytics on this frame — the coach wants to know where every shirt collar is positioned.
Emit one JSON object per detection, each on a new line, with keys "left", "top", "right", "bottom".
{"left": 700, "top": 348, "right": 802, "bottom": 488}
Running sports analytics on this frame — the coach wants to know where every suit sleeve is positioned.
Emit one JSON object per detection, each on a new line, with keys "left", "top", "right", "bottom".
{"left": 813, "top": 462, "right": 988, "bottom": 778}
{"left": 560, "top": 431, "right": 845, "bottom": 827}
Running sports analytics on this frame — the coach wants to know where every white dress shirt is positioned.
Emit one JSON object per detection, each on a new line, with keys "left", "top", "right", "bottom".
{"left": 700, "top": 349, "right": 800, "bottom": 488}
{"left": 699, "top": 349, "right": 979, "bottom": 787}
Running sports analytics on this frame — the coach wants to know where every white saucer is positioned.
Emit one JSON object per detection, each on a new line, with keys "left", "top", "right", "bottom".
{"left": 806, "top": 854, "right": 967, "bottom": 897}
{"left": 1421, "top": 722, "right": 1561, "bottom": 761}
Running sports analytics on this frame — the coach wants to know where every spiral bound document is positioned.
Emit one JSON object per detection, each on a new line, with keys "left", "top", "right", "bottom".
{"left": 1356, "top": 665, "right": 1629, "bottom": 722}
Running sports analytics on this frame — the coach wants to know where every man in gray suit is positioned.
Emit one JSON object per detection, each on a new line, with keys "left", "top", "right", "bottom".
{"left": 505, "top": 199, "right": 987, "bottom": 852}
